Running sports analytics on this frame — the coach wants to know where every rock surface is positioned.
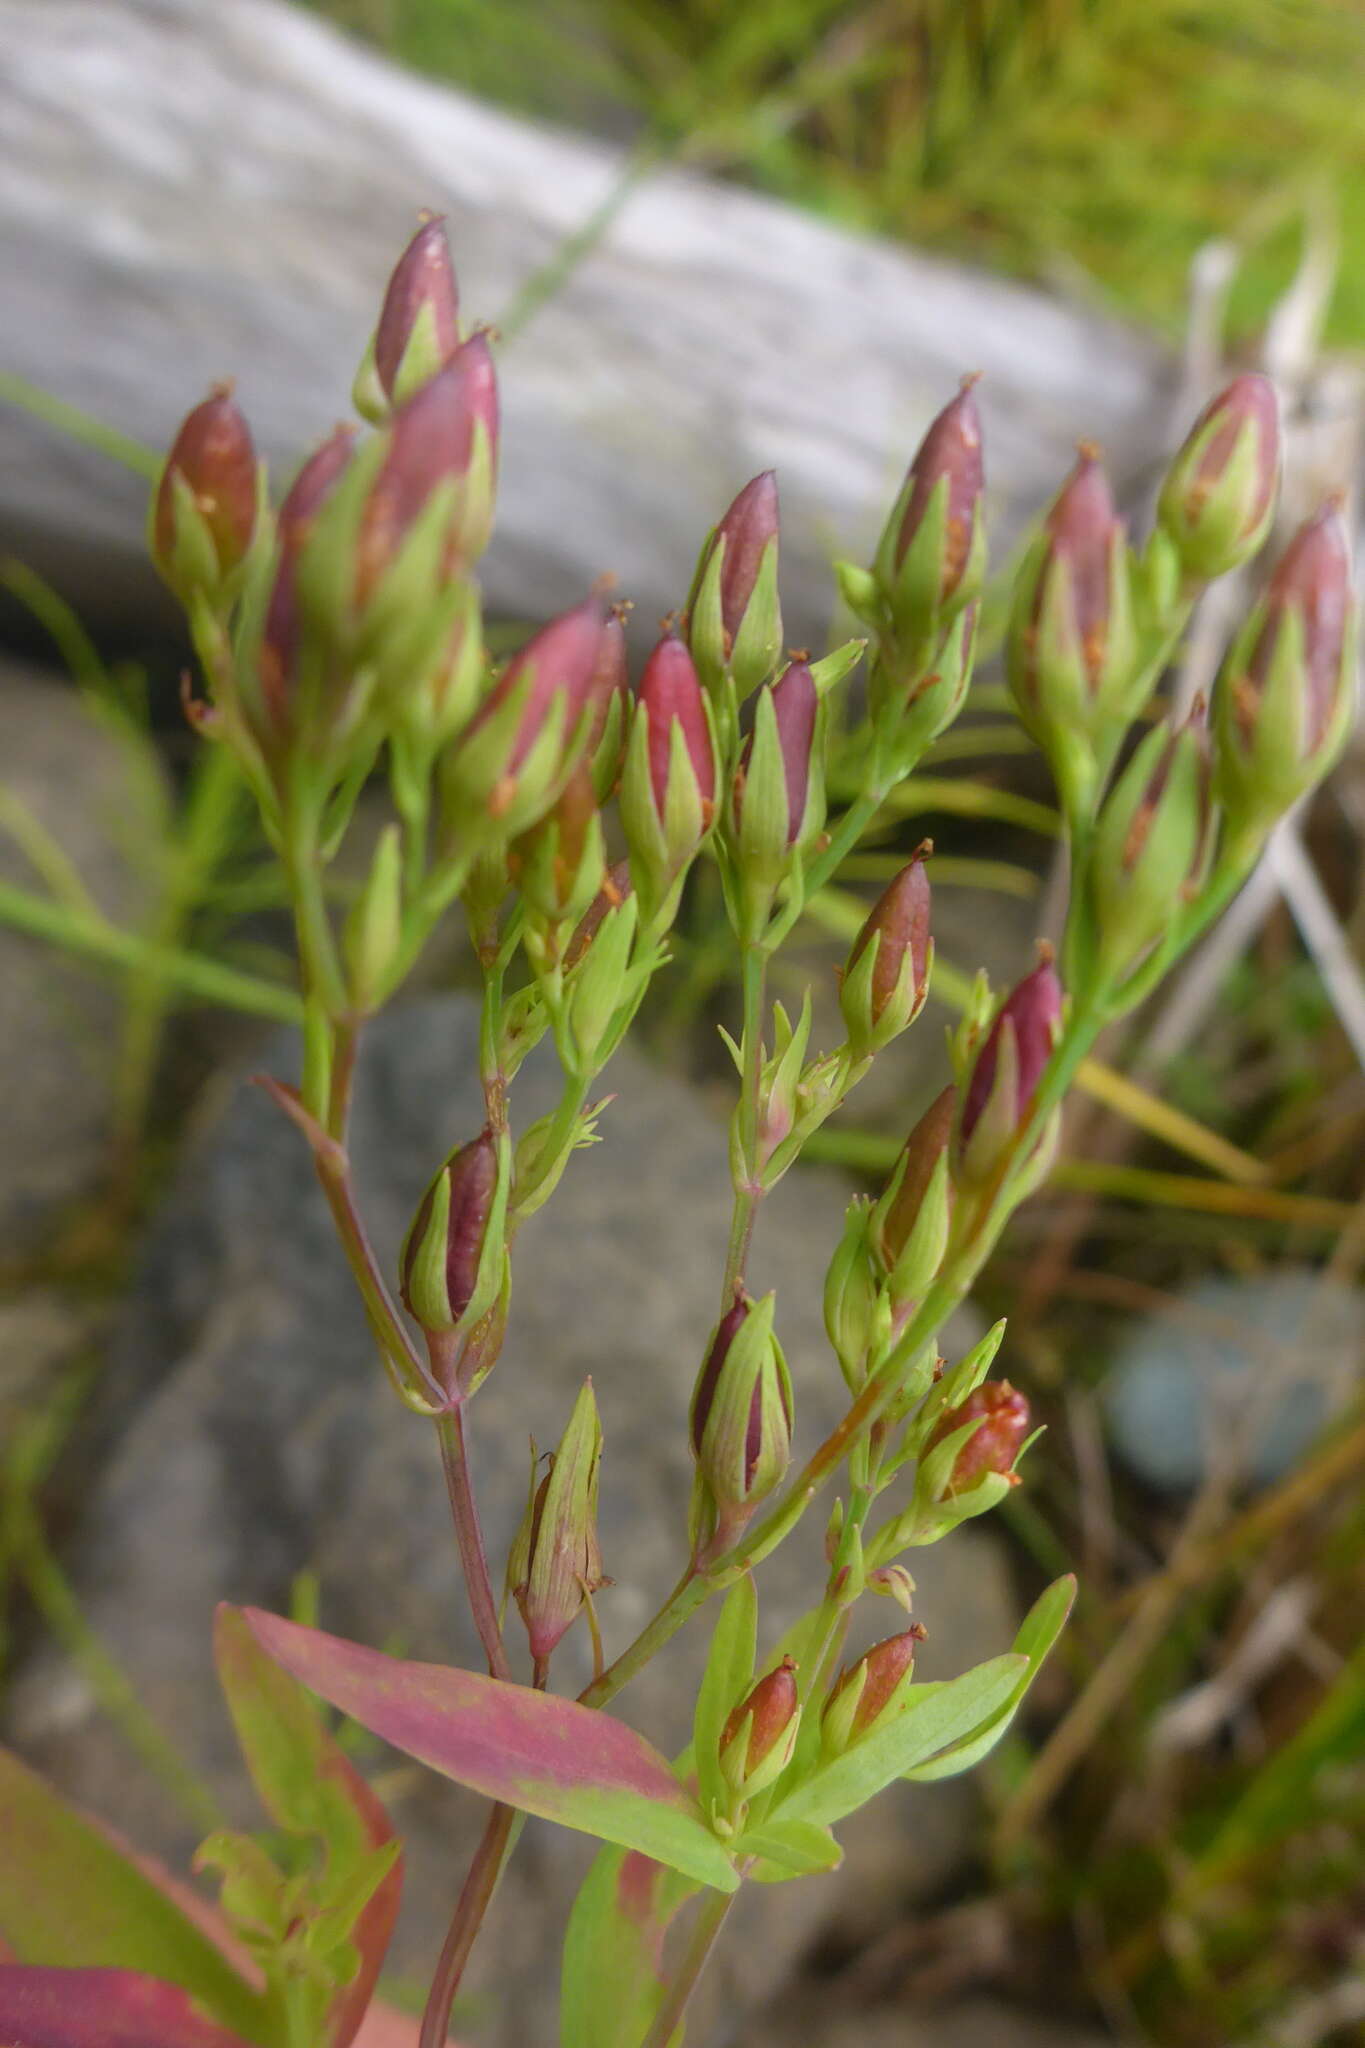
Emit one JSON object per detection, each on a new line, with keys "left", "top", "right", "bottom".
{"left": 0, "top": 0, "right": 1170, "bottom": 645}
{"left": 8, "top": 994, "right": 1020, "bottom": 2045}
{"left": 0, "top": 661, "right": 159, "bottom": 1253}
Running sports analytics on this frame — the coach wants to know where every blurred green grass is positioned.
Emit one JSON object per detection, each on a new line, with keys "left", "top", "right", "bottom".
{"left": 305, "top": 0, "right": 1365, "bottom": 345}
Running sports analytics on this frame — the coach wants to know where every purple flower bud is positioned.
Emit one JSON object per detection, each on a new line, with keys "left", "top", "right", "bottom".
{"left": 639, "top": 633, "right": 717, "bottom": 816}
{"left": 374, "top": 215, "right": 462, "bottom": 401}
{"left": 1044, "top": 448, "right": 1122, "bottom": 690}
{"left": 873, "top": 1085, "right": 957, "bottom": 1275}
{"left": 489, "top": 593, "right": 609, "bottom": 779}
{"left": 355, "top": 336, "right": 499, "bottom": 600}
{"left": 259, "top": 425, "right": 357, "bottom": 727}
{"left": 585, "top": 612, "right": 631, "bottom": 800}
{"left": 840, "top": 849, "right": 932, "bottom": 1050}
{"left": 1246, "top": 503, "right": 1352, "bottom": 753}
{"left": 153, "top": 384, "right": 258, "bottom": 590}
{"left": 1160, "top": 373, "right": 1279, "bottom": 581}
{"left": 892, "top": 376, "right": 985, "bottom": 598}
{"left": 926, "top": 1380, "right": 1031, "bottom": 1494}
{"left": 960, "top": 959, "right": 1063, "bottom": 1149}
{"left": 399, "top": 1128, "right": 499, "bottom": 1335}
{"left": 717, "top": 471, "right": 780, "bottom": 642}
{"left": 735, "top": 657, "right": 821, "bottom": 847}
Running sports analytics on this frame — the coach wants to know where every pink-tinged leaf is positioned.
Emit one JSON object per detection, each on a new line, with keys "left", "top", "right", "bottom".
{"left": 0, "top": 1749, "right": 270, "bottom": 2046}
{"left": 237, "top": 1609, "right": 738, "bottom": 1893}
{"left": 213, "top": 1609, "right": 402, "bottom": 2048}
{"left": 0, "top": 1966, "right": 257, "bottom": 2047}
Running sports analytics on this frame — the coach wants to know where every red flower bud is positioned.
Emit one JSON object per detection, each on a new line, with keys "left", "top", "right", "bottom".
{"left": 564, "top": 859, "right": 633, "bottom": 971}
{"left": 690, "top": 1291, "right": 793, "bottom": 1534}
{"left": 688, "top": 471, "right": 782, "bottom": 698}
{"left": 399, "top": 1128, "right": 500, "bottom": 1334}
{"left": 640, "top": 633, "right": 717, "bottom": 814}
{"left": 823, "top": 1628, "right": 924, "bottom": 1753}
{"left": 717, "top": 471, "right": 780, "bottom": 642}
{"left": 840, "top": 850, "right": 933, "bottom": 1051}
{"left": 720, "top": 1657, "right": 800, "bottom": 1794}
{"left": 735, "top": 658, "right": 821, "bottom": 847}
{"left": 259, "top": 425, "right": 357, "bottom": 727}
{"left": 1159, "top": 373, "right": 1279, "bottom": 581}
{"left": 153, "top": 384, "right": 258, "bottom": 591}
{"left": 926, "top": 1380, "right": 1031, "bottom": 1492}
{"left": 872, "top": 1084, "right": 956, "bottom": 1275}
{"left": 1044, "top": 450, "right": 1122, "bottom": 688}
{"left": 1246, "top": 504, "right": 1352, "bottom": 753}
{"left": 374, "top": 215, "right": 462, "bottom": 402}
{"left": 355, "top": 336, "right": 499, "bottom": 601}
{"left": 892, "top": 377, "right": 985, "bottom": 598}
{"left": 960, "top": 960, "right": 1062, "bottom": 1150}
{"left": 499, "top": 596, "right": 609, "bottom": 776}
{"left": 585, "top": 612, "right": 631, "bottom": 799}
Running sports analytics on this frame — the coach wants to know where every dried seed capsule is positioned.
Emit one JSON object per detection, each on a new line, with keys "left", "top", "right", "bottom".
{"left": 506, "top": 1380, "right": 606, "bottom": 1666}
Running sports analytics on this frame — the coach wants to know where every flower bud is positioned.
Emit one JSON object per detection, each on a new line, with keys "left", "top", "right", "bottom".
{"left": 870, "top": 1085, "right": 956, "bottom": 1308}
{"left": 343, "top": 822, "right": 403, "bottom": 1014}
{"left": 506, "top": 1380, "right": 606, "bottom": 1666}
{"left": 823, "top": 1197, "right": 883, "bottom": 1390}
{"left": 873, "top": 377, "right": 985, "bottom": 659}
{"left": 152, "top": 384, "right": 259, "bottom": 600}
{"left": 1158, "top": 374, "right": 1279, "bottom": 583}
{"left": 839, "top": 850, "right": 933, "bottom": 1055}
{"left": 956, "top": 960, "right": 1063, "bottom": 1188}
{"left": 258, "top": 425, "right": 357, "bottom": 737}
{"left": 1006, "top": 447, "right": 1139, "bottom": 817}
{"left": 620, "top": 632, "right": 718, "bottom": 923}
{"left": 719, "top": 1658, "right": 801, "bottom": 1799}
{"left": 585, "top": 613, "right": 631, "bottom": 802}
{"left": 509, "top": 762, "right": 606, "bottom": 931}
{"left": 690, "top": 1292, "right": 793, "bottom": 1546}
{"left": 564, "top": 859, "right": 633, "bottom": 971}
{"left": 687, "top": 471, "right": 783, "bottom": 702}
{"left": 399, "top": 1128, "right": 502, "bottom": 1336}
{"left": 560, "top": 888, "right": 640, "bottom": 1075}
{"left": 1088, "top": 708, "right": 1212, "bottom": 979}
{"left": 728, "top": 659, "right": 825, "bottom": 935}
{"left": 821, "top": 1628, "right": 924, "bottom": 1757}
{"left": 924, "top": 1380, "right": 1031, "bottom": 1495}
{"left": 1212, "top": 502, "right": 1356, "bottom": 834}
{"left": 442, "top": 595, "right": 609, "bottom": 847}
{"left": 360, "top": 215, "right": 462, "bottom": 415}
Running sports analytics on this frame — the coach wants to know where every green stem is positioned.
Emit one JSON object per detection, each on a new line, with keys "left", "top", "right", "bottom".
{"left": 721, "top": 943, "right": 769, "bottom": 1302}
{"left": 640, "top": 1887, "right": 738, "bottom": 2048}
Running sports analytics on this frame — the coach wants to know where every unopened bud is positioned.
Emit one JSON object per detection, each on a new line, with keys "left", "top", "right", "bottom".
{"left": 690, "top": 1292, "right": 793, "bottom": 1546}
{"left": 870, "top": 1085, "right": 956, "bottom": 1307}
{"left": 1159, "top": 374, "right": 1279, "bottom": 584}
{"left": 719, "top": 1657, "right": 801, "bottom": 1799}
{"left": 506, "top": 1380, "right": 606, "bottom": 1666}
{"left": 924, "top": 1380, "right": 1031, "bottom": 1495}
{"left": 620, "top": 632, "right": 718, "bottom": 922}
{"left": 399, "top": 1128, "right": 502, "bottom": 1336}
{"left": 823, "top": 1197, "right": 882, "bottom": 1389}
{"left": 564, "top": 860, "right": 633, "bottom": 971}
{"left": 1006, "top": 448, "right": 1139, "bottom": 816}
{"left": 729, "top": 658, "right": 825, "bottom": 934}
{"left": 874, "top": 378, "right": 985, "bottom": 658}
{"left": 839, "top": 850, "right": 933, "bottom": 1055}
{"left": 152, "top": 384, "right": 259, "bottom": 600}
{"left": 359, "top": 215, "right": 462, "bottom": 416}
{"left": 585, "top": 613, "right": 631, "bottom": 801}
{"left": 443, "top": 595, "right": 609, "bottom": 847}
{"left": 258, "top": 425, "right": 357, "bottom": 738}
{"left": 510, "top": 762, "right": 606, "bottom": 930}
{"left": 343, "top": 822, "right": 403, "bottom": 1013}
{"left": 1088, "top": 708, "right": 1212, "bottom": 978}
{"left": 1213, "top": 502, "right": 1356, "bottom": 834}
{"left": 822, "top": 1628, "right": 923, "bottom": 1756}
{"left": 957, "top": 961, "right": 1062, "bottom": 1188}
{"left": 688, "top": 471, "right": 783, "bottom": 702}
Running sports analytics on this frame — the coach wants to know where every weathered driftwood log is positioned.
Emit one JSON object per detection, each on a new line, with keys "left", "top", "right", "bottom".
{"left": 0, "top": 0, "right": 1169, "bottom": 643}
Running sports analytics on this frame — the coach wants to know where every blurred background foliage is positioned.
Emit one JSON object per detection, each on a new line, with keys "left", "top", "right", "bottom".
{"left": 306, "top": 0, "right": 1365, "bottom": 346}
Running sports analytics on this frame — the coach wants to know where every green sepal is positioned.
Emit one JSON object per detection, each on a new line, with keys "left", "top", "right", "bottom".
{"left": 728, "top": 537, "right": 783, "bottom": 701}
{"left": 808, "top": 637, "right": 867, "bottom": 697}
{"left": 692, "top": 1575, "right": 758, "bottom": 1825}
{"left": 343, "top": 822, "right": 403, "bottom": 1012}
{"left": 736, "top": 1818, "right": 842, "bottom": 1882}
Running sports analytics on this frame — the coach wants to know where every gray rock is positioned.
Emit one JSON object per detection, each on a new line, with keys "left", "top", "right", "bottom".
{"left": 0, "top": 661, "right": 160, "bottom": 1252}
{"left": 8, "top": 994, "right": 1019, "bottom": 2044}
{"left": 0, "top": 0, "right": 1169, "bottom": 645}
{"left": 1103, "top": 1268, "right": 1364, "bottom": 1493}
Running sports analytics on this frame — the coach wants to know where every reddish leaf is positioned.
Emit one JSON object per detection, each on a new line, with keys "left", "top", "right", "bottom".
{"left": 236, "top": 1608, "right": 737, "bottom": 1892}
{"left": 0, "top": 1966, "right": 256, "bottom": 2047}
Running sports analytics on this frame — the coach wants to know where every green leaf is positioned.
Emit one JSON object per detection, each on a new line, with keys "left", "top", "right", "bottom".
{"left": 691, "top": 1575, "right": 756, "bottom": 1822}
{"left": 772, "top": 1655, "right": 1027, "bottom": 1827}
{"left": 238, "top": 1607, "right": 739, "bottom": 1893}
{"left": 904, "top": 1574, "right": 1075, "bottom": 1783}
{"left": 735, "top": 1817, "right": 843, "bottom": 1883}
{"left": 561, "top": 1846, "right": 698, "bottom": 2048}
{"left": 0, "top": 1746, "right": 273, "bottom": 2046}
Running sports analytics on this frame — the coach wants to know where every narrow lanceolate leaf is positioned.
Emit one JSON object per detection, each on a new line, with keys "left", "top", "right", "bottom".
{"left": 213, "top": 1608, "right": 402, "bottom": 2048}
{"left": 734, "top": 1818, "right": 843, "bottom": 1883}
{"left": 561, "top": 1846, "right": 698, "bottom": 2048}
{"left": 239, "top": 1609, "right": 738, "bottom": 1892}
{"left": 772, "top": 1655, "right": 1027, "bottom": 1827}
{"left": 0, "top": 1748, "right": 270, "bottom": 2046}
{"left": 904, "top": 1574, "right": 1075, "bottom": 1783}
{"left": 0, "top": 1966, "right": 258, "bottom": 2047}
{"left": 691, "top": 1575, "right": 757, "bottom": 1821}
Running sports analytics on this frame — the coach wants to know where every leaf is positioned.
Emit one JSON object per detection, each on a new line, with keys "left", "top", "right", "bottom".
{"left": 238, "top": 1608, "right": 739, "bottom": 1893}
{"left": 213, "top": 1608, "right": 403, "bottom": 2048}
{"left": 734, "top": 1818, "right": 843, "bottom": 1883}
{"left": 0, "top": 1966, "right": 258, "bottom": 2047}
{"left": 561, "top": 1847, "right": 697, "bottom": 2048}
{"left": 0, "top": 1748, "right": 271, "bottom": 2046}
{"left": 773, "top": 1655, "right": 1027, "bottom": 1827}
{"left": 905, "top": 1574, "right": 1076, "bottom": 1783}
{"left": 690, "top": 1576, "right": 756, "bottom": 1822}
